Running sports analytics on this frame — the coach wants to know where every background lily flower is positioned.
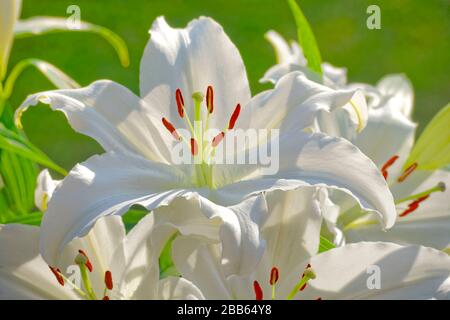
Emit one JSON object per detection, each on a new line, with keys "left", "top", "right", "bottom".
{"left": 0, "top": 214, "right": 204, "bottom": 300}
{"left": 318, "top": 75, "right": 450, "bottom": 251}
{"left": 16, "top": 16, "right": 395, "bottom": 266}
{"left": 172, "top": 188, "right": 450, "bottom": 300}
{"left": 262, "top": 30, "right": 450, "bottom": 251}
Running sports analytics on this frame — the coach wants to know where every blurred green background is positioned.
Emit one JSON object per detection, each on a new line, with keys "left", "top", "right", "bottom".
{"left": 9, "top": 0, "right": 450, "bottom": 171}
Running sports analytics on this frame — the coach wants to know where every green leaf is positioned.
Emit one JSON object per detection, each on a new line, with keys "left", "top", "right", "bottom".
{"left": 2, "top": 211, "right": 43, "bottom": 226}
{"left": 0, "top": 123, "right": 67, "bottom": 176}
{"left": 287, "top": 0, "right": 323, "bottom": 75}
{"left": 318, "top": 235, "right": 335, "bottom": 253}
{"left": 122, "top": 209, "right": 149, "bottom": 232}
{"left": 159, "top": 233, "right": 180, "bottom": 279}
{"left": 2, "top": 59, "right": 80, "bottom": 100}
{"left": 404, "top": 103, "right": 450, "bottom": 170}
{"left": 14, "top": 17, "right": 130, "bottom": 68}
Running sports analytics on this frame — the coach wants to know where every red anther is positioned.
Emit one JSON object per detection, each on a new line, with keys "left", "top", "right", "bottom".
{"left": 102, "top": 295, "right": 110, "bottom": 300}
{"left": 399, "top": 195, "right": 429, "bottom": 217}
{"left": 316, "top": 297, "right": 322, "bottom": 300}
{"left": 398, "top": 163, "right": 418, "bottom": 182}
{"left": 206, "top": 85, "right": 214, "bottom": 113}
{"left": 300, "top": 283, "right": 307, "bottom": 291}
{"left": 190, "top": 138, "right": 198, "bottom": 156}
{"left": 176, "top": 89, "right": 185, "bottom": 118}
{"left": 228, "top": 104, "right": 241, "bottom": 129}
{"left": 306, "top": 263, "right": 311, "bottom": 269}
{"left": 270, "top": 267, "right": 279, "bottom": 286}
{"left": 162, "top": 117, "right": 181, "bottom": 141}
{"left": 253, "top": 280, "right": 263, "bottom": 300}
{"left": 105, "top": 270, "right": 113, "bottom": 290}
{"left": 49, "top": 266, "right": 64, "bottom": 286}
{"left": 381, "top": 155, "right": 399, "bottom": 180}
{"left": 212, "top": 132, "right": 225, "bottom": 147}
{"left": 78, "top": 250, "right": 93, "bottom": 272}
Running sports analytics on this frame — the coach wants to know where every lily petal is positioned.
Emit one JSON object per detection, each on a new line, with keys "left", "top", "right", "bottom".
{"left": 16, "top": 80, "right": 174, "bottom": 163}
{"left": 215, "top": 130, "right": 396, "bottom": 229}
{"left": 140, "top": 16, "right": 251, "bottom": 130}
{"left": 39, "top": 152, "right": 189, "bottom": 265}
{"left": 246, "top": 72, "right": 367, "bottom": 134}
{"left": 0, "top": 223, "right": 79, "bottom": 299}
{"left": 303, "top": 242, "right": 450, "bottom": 300}
{"left": 157, "top": 277, "right": 204, "bottom": 300}
{"left": 376, "top": 74, "right": 414, "bottom": 119}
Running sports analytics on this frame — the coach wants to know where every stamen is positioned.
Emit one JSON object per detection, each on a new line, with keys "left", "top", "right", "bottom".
{"left": 105, "top": 271, "right": 113, "bottom": 290}
{"left": 399, "top": 195, "right": 429, "bottom": 217}
{"left": 381, "top": 155, "right": 399, "bottom": 180}
{"left": 269, "top": 267, "right": 279, "bottom": 286}
{"left": 162, "top": 117, "right": 181, "bottom": 141}
{"left": 253, "top": 280, "right": 263, "bottom": 300}
{"left": 398, "top": 162, "right": 418, "bottom": 182}
{"left": 78, "top": 250, "right": 93, "bottom": 272}
{"left": 395, "top": 182, "right": 445, "bottom": 204}
{"left": 49, "top": 266, "right": 64, "bottom": 286}
{"left": 176, "top": 88, "right": 185, "bottom": 118}
{"left": 228, "top": 104, "right": 241, "bottom": 129}
{"left": 102, "top": 295, "right": 110, "bottom": 300}
{"left": 212, "top": 132, "right": 225, "bottom": 147}
{"left": 206, "top": 85, "right": 214, "bottom": 113}
{"left": 191, "top": 138, "right": 198, "bottom": 156}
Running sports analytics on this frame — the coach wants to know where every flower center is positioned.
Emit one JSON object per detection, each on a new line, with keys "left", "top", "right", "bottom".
{"left": 48, "top": 249, "right": 115, "bottom": 300}
{"left": 253, "top": 264, "right": 319, "bottom": 300}
{"left": 161, "top": 86, "right": 241, "bottom": 189}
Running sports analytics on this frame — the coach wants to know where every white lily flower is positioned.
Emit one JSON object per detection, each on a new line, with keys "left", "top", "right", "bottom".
{"left": 0, "top": 0, "right": 21, "bottom": 80}
{"left": 16, "top": 16, "right": 395, "bottom": 266}
{"left": 321, "top": 75, "right": 450, "bottom": 251}
{"left": 173, "top": 188, "right": 450, "bottom": 300}
{"left": 262, "top": 31, "right": 449, "bottom": 250}
{"left": 0, "top": 213, "right": 205, "bottom": 300}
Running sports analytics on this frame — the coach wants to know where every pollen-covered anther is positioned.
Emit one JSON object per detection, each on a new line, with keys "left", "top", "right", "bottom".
{"left": 212, "top": 132, "right": 225, "bottom": 147}
{"left": 190, "top": 138, "right": 198, "bottom": 156}
{"left": 381, "top": 155, "right": 399, "bottom": 180}
{"left": 162, "top": 117, "right": 181, "bottom": 141}
{"left": 399, "top": 195, "right": 429, "bottom": 217}
{"left": 176, "top": 88, "right": 185, "bottom": 118}
{"left": 206, "top": 85, "right": 214, "bottom": 113}
{"left": 397, "top": 162, "right": 418, "bottom": 182}
{"left": 228, "top": 104, "right": 241, "bottom": 130}
{"left": 105, "top": 270, "right": 113, "bottom": 290}
{"left": 270, "top": 267, "right": 279, "bottom": 286}
{"left": 49, "top": 266, "right": 64, "bottom": 286}
{"left": 77, "top": 249, "right": 93, "bottom": 272}
{"left": 253, "top": 280, "right": 263, "bottom": 300}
